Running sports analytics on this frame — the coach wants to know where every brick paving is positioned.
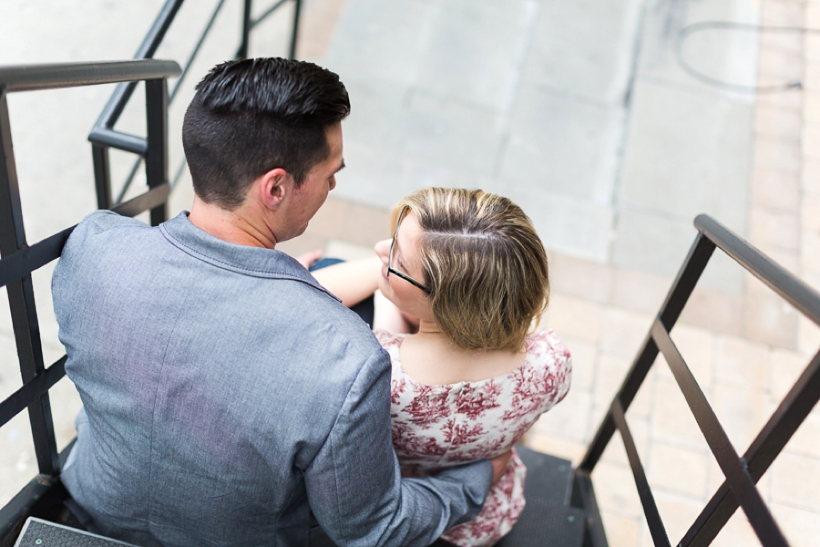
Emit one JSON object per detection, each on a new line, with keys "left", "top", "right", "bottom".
{"left": 1, "top": 0, "right": 820, "bottom": 545}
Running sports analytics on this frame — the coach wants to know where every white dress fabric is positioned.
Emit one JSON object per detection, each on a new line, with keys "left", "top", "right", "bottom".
{"left": 375, "top": 329, "right": 572, "bottom": 547}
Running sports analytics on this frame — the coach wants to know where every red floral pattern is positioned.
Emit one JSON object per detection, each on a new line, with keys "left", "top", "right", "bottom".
{"left": 375, "top": 329, "right": 572, "bottom": 547}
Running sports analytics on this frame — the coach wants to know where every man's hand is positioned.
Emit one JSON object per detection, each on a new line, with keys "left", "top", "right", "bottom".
{"left": 489, "top": 450, "right": 512, "bottom": 484}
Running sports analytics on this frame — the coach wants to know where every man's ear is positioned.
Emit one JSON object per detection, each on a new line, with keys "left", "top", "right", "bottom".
{"left": 256, "top": 167, "right": 292, "bottom": 211}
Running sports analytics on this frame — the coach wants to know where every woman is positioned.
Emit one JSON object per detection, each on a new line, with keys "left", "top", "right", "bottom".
{"left": 312, "top": 188, "right": 571, "bottom": 546}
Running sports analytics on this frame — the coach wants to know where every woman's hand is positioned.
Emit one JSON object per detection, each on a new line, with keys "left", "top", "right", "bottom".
{"left": 295, "top": 249, "right": 323, "bottom": 269}
{"left": 489, "top": 450, "right": 513, "bottom": 484}
{"left": 310, "top": 257, "right": 382, "bottom": 307}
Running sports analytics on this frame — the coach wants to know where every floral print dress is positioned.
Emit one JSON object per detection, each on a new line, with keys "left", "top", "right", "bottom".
{"left": 374, "top": 329, "right": 572, "bottom": 547}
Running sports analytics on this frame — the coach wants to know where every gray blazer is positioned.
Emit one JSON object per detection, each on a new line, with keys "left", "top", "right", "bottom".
{"left": 53, "top": 211, "right": 491, "bottom": 547}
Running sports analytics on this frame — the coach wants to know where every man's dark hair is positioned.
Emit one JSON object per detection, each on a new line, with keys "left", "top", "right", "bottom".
{"left": 182, "top": 57, "right": 350, "bottom": 209}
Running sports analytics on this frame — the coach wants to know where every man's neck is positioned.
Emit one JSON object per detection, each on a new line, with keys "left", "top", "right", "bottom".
{"left": 188, "top": 196, "right": 277, "bottom": 249}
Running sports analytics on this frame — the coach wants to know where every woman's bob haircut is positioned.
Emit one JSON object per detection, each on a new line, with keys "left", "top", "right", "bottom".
{"left": 392, "top": 188, "right": 549, "bottom": 352}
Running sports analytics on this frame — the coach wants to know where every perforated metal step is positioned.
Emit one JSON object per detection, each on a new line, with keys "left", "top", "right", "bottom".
{"left": 13, "top": 518, "right": 137, "bottom": 547}
{"left": 494, "top": 446, "right": 586, "bottom": 547}
{"left": 496, "top": 498, "right": 585, "bottom": 547}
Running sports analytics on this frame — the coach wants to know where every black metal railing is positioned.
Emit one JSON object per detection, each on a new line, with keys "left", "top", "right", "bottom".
{"left": 90, "top": 0, "right": 301, "bottom": 222}
{"left": 578, "top": 214, "right": 820, "bottom": 546}
{"left": 0, "top": 59, "right": 181, "bottom": 542}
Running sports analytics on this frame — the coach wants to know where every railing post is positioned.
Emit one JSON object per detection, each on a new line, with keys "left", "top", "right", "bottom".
{"left": 0, "top": 91, "right": 60, "bottom": 477}
{"left": 92, "top": 144, "right": 112, "bottom": 209}
{"left": 145, "top": 79, "right": 168, "bottom": 226}
{"left": 239, "top": 0, "right": 253, "bottom": 59}
{"left": 289, "top": 0, "right": 302, "bottom": 60}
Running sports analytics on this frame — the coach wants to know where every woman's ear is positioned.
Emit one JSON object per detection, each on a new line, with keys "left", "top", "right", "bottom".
{"left": 255, "top": 167, "right": 292, "bottom": 211}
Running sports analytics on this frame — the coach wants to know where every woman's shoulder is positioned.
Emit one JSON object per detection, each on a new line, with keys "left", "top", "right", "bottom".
{"left": 373, "top": 328, "right": 410, "bottom": 358}
{"left": 522, "top": 329, "right": 572, "bottom": 380}
{"left": 525, "top": 329, "right": 571, "bottom": 361}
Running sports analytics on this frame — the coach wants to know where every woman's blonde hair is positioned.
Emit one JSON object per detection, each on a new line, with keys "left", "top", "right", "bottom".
{"left": 392, "top": 188, "right": 549, "bottom": 352}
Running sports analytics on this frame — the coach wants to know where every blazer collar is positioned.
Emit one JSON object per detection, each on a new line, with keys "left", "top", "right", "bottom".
{"left": 159, "top": 212, "right": 336, "bottom": 299}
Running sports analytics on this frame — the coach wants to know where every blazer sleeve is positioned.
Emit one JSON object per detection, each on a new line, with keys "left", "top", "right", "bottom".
{"left": 303, "top": 348, "right": 493, "bottom": 547}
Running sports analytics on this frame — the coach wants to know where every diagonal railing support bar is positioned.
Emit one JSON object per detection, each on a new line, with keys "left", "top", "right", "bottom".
{"left": 92, "top": 0, "right": 184, "bottom": 130}
{"left": 652, "top": 320, "right": 789, "bottom": 546}
{"left": 0, "top": 229, "right": 72, "bottom": 289}
{"left": 579, "top": 234, "right": 716, "bottom": 472}
{"left": 252, "top": 0, "right": 289, "bottom": 30}
{"left": 0, "top": 182, "right": 168, "bottom": 291}
{"left": 112, "top": 182, "right": 171, "bottom": 219}
{"left": 681, "top": 348, "right": 820, "bottom": 546}
{"left": 289, "top": 0, "right": 302, "bottom": 60}
{"left": 239, "top": 0, "right": 253, "bottom": 59}
{"left": 611, "top": 400, "right": 670, "bottom": 547}
{"left": 0, "top": 357, "right": 67, "bottom": 428}
{"left": 169, "top": 0, "right": 228, "bottom": 103}
{"left": 134, "top": 0, "right": 186, "bottom": 60}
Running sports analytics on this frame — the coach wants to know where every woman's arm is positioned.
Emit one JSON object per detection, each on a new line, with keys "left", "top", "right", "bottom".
{"left": 311, "top": 257, "right": 382, "bottom": 307}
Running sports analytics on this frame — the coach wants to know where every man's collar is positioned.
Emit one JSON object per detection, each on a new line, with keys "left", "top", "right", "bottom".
{"left": 159, "top": 212, "right": 337, "bottom": 300}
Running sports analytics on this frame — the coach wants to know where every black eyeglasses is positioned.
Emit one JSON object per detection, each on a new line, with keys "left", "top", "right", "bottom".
{"left": 388, "top": 207, "right": 431, "bottom": 294}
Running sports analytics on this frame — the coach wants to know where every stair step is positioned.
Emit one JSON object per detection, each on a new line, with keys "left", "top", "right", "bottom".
{"left": 494, "top": 445, "right": 586, "bottom": 547}
{"left": 13, "top": 517, "right": 137, "bottom": 547}
{"left": 516, "top": 445, "right": 574, "bottom": 506}
{"left": 496, "top": 499, "right": 586, "bottom": 547}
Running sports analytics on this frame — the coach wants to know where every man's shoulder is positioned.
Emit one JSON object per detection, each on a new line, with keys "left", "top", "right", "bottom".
{"left": 280, "top": 286, "right": 384, "bottom": 356}
{"left": 62, "top": 210, "right": 153, "bottom": 258}
{"left": 72, "top": 210, "right": 149, "bottom": 240}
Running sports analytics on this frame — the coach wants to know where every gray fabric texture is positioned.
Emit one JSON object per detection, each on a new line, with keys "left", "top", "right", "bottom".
{"left": 52, "top": 211, "right": 492, "bottom": 547}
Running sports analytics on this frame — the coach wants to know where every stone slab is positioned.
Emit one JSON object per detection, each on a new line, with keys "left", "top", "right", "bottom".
{"left": 412, "top": 0, "right": 539, "bottom": 112}
{"left": 637, "top": 0, "right": 760, "bottom": 101}
{"left": 323, "top": 0, "right": 436, "bottom": 88}
{"left": 499, "top": 84, "right": 625, "bottom": 205}
{"left": 492, "top": 187, "right": 615, "bottom": 262}
{"left": 522, "top": 0, "right": 644, "bottom": 105}
{"left": 619, "top": 80, "right": 753, "bottom": 231}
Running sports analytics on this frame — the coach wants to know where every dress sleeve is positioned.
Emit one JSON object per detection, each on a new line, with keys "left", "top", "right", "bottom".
{"left": 303, "top": 347, "right": 493, "bottom": 546}
{"left": 372, "top": 328, "right": 400, "bottom": 347}
{"left": 533, "top": 330, "right": 573, "bottom": 415}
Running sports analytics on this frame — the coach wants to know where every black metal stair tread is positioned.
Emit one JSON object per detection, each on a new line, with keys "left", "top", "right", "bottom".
{"left": 490, "top": 446, "right": 585, "bottom": 547}
{"left": 515, "top": 445, "right": 574, "bottom": 506}
{"left": 13, "top": 518, "right": 138, "bottom": 547}
{"left": 496, "top": 499, "right": 586, "bottom": 547}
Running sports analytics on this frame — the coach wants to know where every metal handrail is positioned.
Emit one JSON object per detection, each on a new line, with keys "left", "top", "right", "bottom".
{"left": 694, "top": 214, "right": 820, "bottom": 325}
{"left": 0, "top": 60, "right": 180, "bottom": 92}
{"left": 89, "top": 0, "right": 302, "bottom": 210}
{"left": 92, "top": 0, "right": 185, "bottom": 131}
{"left": 578, "top": 215, "right": 820, "bottom": 547}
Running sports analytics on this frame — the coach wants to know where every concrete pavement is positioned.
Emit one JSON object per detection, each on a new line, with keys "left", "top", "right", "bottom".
{"left": 1, "top": 0, "right": 819, "bottom": 545}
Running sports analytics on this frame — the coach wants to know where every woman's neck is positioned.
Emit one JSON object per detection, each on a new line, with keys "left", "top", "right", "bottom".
{"left": 400, "top": 325, "right": 527, "bottom": 386}
{"left": 415, "top": 318, "right": 442, "bottom": 336}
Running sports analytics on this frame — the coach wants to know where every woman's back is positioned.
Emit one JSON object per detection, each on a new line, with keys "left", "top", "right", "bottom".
{"left": 377, "top": 328, "right": 571, "bottom": 474}
{"left": 377, "top": 328, "right": 571, "bottom": 547}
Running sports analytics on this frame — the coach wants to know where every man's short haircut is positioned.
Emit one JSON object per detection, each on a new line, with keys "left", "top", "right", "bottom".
{"left": 182, "top": 57, "right": 350, "bottom": 209}
{"left": 393, "top": 188, "right": 550, "bottom": 352}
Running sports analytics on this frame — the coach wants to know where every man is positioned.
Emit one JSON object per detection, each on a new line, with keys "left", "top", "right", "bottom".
{"left": 53, "top": 58, "right": 496, "bottom": 546}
